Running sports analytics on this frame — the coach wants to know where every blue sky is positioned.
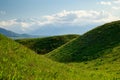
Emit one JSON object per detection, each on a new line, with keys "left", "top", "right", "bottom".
{"left": 0, "top": 0, "right": 120, "bottom": 35}
{"left": 0, "top": 0, "right": 102, "bottom": 19}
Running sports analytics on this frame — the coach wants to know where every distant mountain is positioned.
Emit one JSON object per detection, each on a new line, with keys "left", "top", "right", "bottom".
{"left": 0, "top": 27, "right": 38, "bottom": 38}
{"left": 0, "top": 27, "right": 20, "bottom": 37}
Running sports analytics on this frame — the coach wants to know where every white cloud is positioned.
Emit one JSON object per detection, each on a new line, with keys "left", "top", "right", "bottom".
{"left": 99, "top": 1, "right": 111, "bottom": 5}
{"left": 98, "top": 0, "right": 120, "bottom": 6}
{"left": 0, "top": 19, "right": 17, "bottom": 26}
{"left": 0, "top": 10, "right": 119, "bottom": 27}
{"left": 0, "top": 10, "right": 119, "bottom": 33}
{"left": 113, "top": 0, "right": 120, "bottom": 3}
{"left": 112, "top": 6, "right": 120, "bottom": 10}
{"left": 42, "top": 10, "right": 119, "bottom": 26}
{"left": 0, "top": 19, "right": 33, "bottom": 28}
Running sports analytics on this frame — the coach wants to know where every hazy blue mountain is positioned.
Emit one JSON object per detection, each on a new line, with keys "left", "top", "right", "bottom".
{"left": 0, "top": 27, "right": 39, "bottom": 39}
{"left": 0, "top": 27, "right": 20, "bottom": 37}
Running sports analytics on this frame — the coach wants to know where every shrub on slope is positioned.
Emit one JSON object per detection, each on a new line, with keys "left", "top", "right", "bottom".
{"left": 16, "top": 34, "right": 79, "bottom": 54}
{"left": 46, "top": 20, "right": 120, "bottom": 62}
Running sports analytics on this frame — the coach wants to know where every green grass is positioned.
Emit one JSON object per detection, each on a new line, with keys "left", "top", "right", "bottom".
{"left": 67, "top": 43, "right": 120, "bottom": 79}
{"left": 46, "top": 20, "right": 120, "bottom": 62}
{"left": 1, "top": 20, "right": 120, "bottom": 80}
{"left": 0, "top": 34, "right": 82, "bottom": 80}
{"left": 1, "top": 34, "right": 119, "bottom": 80}
{"left": 16, "top": 34, "right": 79, "bottom": 54}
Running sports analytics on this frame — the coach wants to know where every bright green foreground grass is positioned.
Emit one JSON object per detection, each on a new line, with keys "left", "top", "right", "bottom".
{"left": 1, "top": 34, "right": 120, "bottom": 80}
{"left": 16, "top": 34, "right": 79, "bottom": 54}
{"left": 0, "top": 34, "right": 77, "bottom": 80}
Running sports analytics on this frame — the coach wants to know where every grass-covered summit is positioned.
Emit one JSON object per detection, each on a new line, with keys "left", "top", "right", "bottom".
{"left": 16, "top": 34, "right": 79, "bottom": 54}
{"left": 46, "top": 20, "right": 120, "bottom": 62}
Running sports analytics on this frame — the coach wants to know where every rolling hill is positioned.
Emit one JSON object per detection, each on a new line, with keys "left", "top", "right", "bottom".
{"left": 46, "top": 20, "right": 120, "bottom": 62}
{"left": 0, "top": 34, "right": 81, "bottom": 80}
{"left": 16, "top": 34, "right": 79, "bottom": 54}
{"left": 1, "top": 34, "right": 117, "bottom": 80}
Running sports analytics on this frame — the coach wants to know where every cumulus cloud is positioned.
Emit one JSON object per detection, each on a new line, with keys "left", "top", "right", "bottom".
{"left": 99, "top": 0, "right": 120, "bottom": 5}
{"left": 113, "top": 0, "right": 120, "bottom": 3}
{"left": 112, "top": 6, "right": 120, "bottom": 10}
{"left": 42, "top": 10, "right": 119, "bottom": 26}
{"left": 0, "top": 10, "right": 119, "bottom": 34}
{"left": 0, "top": 19, "right": 36, "bottom": 33}
{"left": 0, "top": 19, "right": 17, "bottom": 26}
{"left": 0, "top": 19, "right": 33, "bottom": 28}
{"left": 99, "top": 1, "right": 111, "bottom": 5}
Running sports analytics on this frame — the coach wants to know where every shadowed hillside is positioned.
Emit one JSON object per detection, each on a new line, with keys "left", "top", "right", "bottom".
{"left": 16, "top": 34, "right": 79, "bottom": 54}
{"left": 46, "top": 20, "right": 120, "bottom": 62}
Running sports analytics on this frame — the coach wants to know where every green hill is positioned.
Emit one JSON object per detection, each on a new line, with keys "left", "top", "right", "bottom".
{"left": 1, "top": 34, "right": 116, "bottom": 80}
{"left": 0, "top": 34, "right": 80, "bottom": 80}
{"left": 16, "top": 34, "right": 79, "bottom": 54}
{"left": 46, "top": 20, "right": 120, "bottom": 62}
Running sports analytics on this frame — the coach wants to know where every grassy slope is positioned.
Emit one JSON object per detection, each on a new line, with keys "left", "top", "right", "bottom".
{"left": 0, "top": 34, "right": 77, "bottom": 80}
{"left": 46, "top": 20, "right": 120, "bottom": 62}
{"left": 1, "top": 34, "right": 117, "bottom": 80}
{"left": 16, "top": 34, "right": 79, "bottom": 54}
{"left": 1, "top": 29, "right": 120, "bottom": 79}
{"left": 67, "top": 43, "right": 120, "bottom": 79}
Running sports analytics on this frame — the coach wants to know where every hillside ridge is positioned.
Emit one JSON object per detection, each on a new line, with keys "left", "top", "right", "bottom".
{"left": 46, "top": 20, "right": 120, "bottom": 62}
{"left": 16, "top": 34, "right": 79, "bottom": 54}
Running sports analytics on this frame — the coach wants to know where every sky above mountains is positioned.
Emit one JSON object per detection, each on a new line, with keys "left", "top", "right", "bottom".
{"left": 0, "top": 0, "right": 120, "bottom": 35}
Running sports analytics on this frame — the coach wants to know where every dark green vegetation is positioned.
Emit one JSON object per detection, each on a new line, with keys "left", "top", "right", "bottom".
{"left": 16, "top": 34, "right": 79, "bottom": 54}
{"left": 46, "top": 20, "right": 120, "bottom": 62}
{"left": 1, "top": 20, "right": 120, "bottom": 80}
